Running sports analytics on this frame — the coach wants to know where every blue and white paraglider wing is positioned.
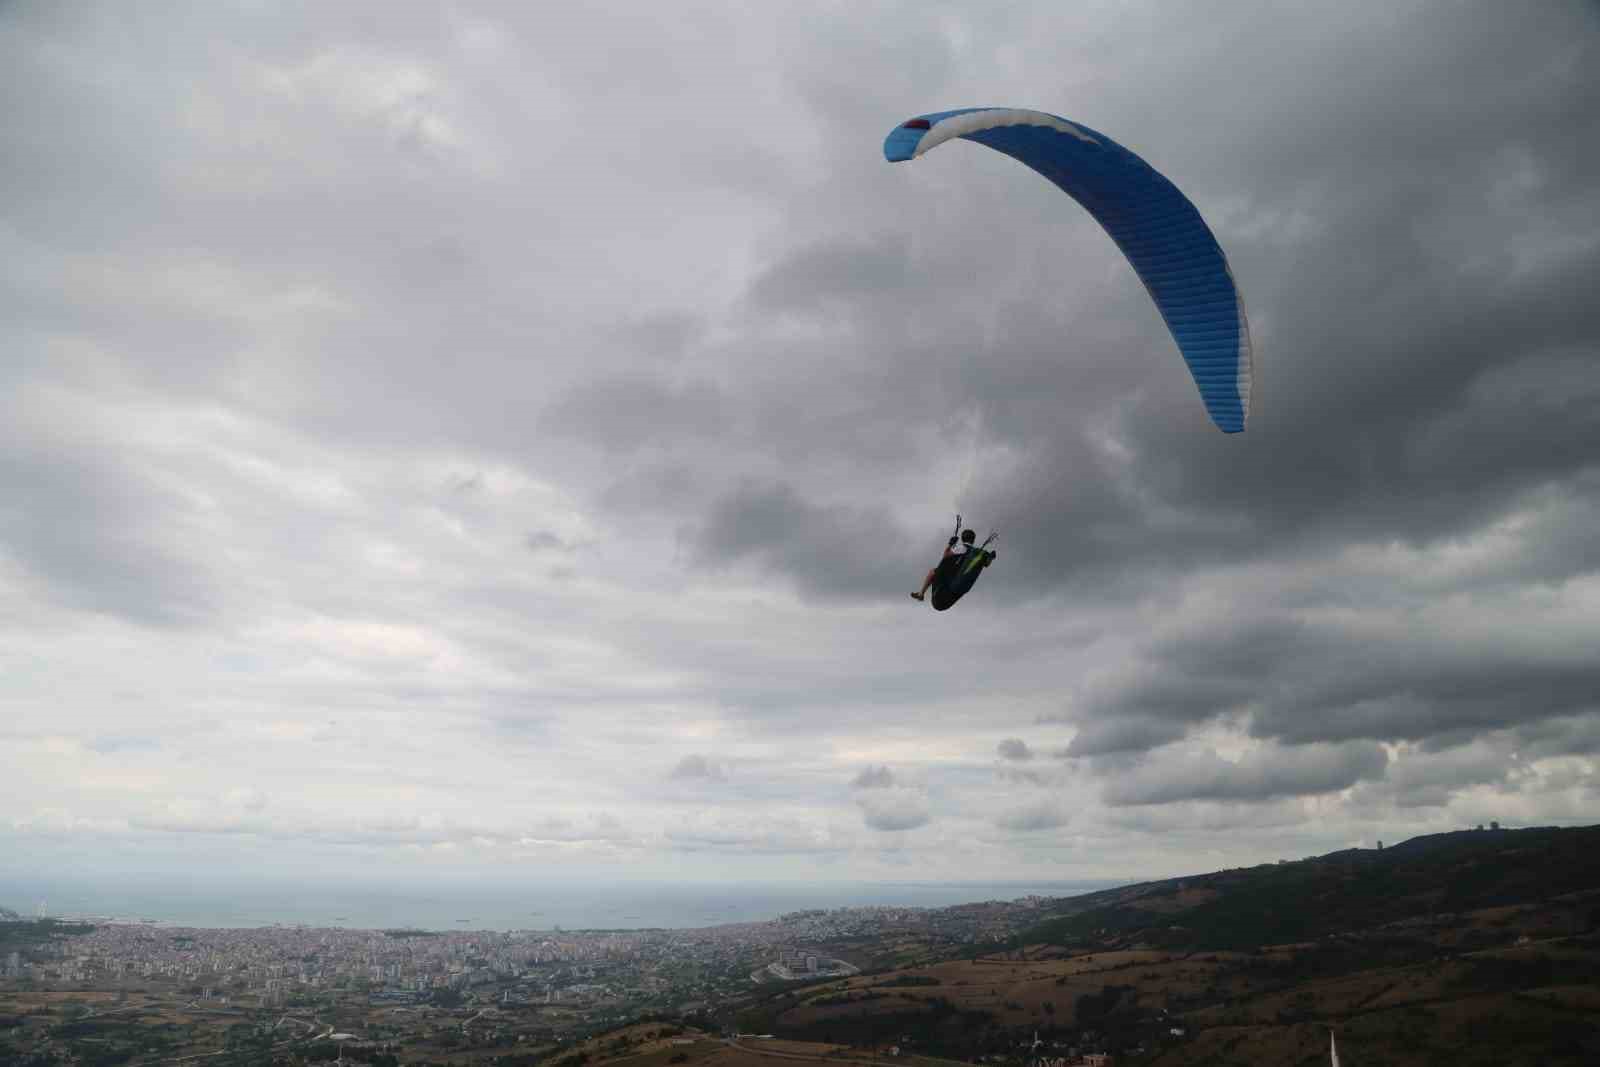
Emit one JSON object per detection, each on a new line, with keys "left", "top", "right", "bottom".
{"left": 885, "top": 108, "right": 1253, "bottom": 433}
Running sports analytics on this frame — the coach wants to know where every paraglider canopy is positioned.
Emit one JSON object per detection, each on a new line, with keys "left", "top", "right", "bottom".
{"left": 885, "top": 107, "right": 1254, "bottom": 433}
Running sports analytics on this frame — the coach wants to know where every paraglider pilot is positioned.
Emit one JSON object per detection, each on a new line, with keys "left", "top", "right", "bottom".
{"left": 912, "top": 527, "right": 978, "bottom": 602}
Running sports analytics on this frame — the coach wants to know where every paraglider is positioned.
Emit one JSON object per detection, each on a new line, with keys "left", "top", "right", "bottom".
{"left": 911, "top": 517, "right": 997, "bottom": 611}
{"left": 884, "top": 107, "right": 1254, "bottom": 433}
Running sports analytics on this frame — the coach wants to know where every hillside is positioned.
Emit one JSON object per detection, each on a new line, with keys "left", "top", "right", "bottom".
{"left": 1018, "top": 825, "right": 1600, "bottom": 952}
{"left": 728, "top": 825, "right": 1600, "bottom": 1066}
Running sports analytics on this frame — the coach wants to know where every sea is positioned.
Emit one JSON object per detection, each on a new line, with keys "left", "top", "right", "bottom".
{"left": 0, "top": 877, "right": 1124, "bottom": 932}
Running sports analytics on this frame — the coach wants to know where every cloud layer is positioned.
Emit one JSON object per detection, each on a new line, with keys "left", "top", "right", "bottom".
{"left": 2, "top": 0, "right": 1597, "bottom": 889}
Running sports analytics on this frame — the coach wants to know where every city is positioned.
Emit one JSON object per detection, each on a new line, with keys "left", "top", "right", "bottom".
{"left": 0, "top": 895, "right": 1061, "bottom": 1064}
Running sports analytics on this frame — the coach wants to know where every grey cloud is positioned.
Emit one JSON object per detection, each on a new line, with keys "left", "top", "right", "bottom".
{"left": 5, "top": 0, "right": 1600, "bottom": 886}
{"left": 1515, "top": 715, "right": 1600, "bottom": 760}
{"left": 1387, "top": 784, "right": 1456, "bottom": 810}
{"left": 1374, "top": 742, "right": 1519, "bottom": 809}
{"left": 1066, "top": 717, "right": 1188, "bottom": 759}
{"left": 613, "top": 312, "right": 706, "bottom": 361}
{"left": 778, "top": 2, "right": 1600, "bottom": 609}
{"left": 1255, "top": 653, "right": 1600, "bottom": 747}
{"left": 517, "top": 814, "right": 636, "bottom": 846}
{"left": 695, "top": 481, "right": 913, "bottom": 599}
{"left": 848, "top": 762, "right": 930, "bottom": 831}
{"left": 855, "top": 788, "right": 931, "bottom": 832}
{"left": 540, "top": 377, "right": 728, "bottom": 456}
{"left": 1069, "top": 609, "right": 1600, "bottom": 757}
{"left": 747, "top": 235, "right": 913, "bottom": 316}
{"left": 524, "top": 530, "right": 572, "bottom": 552}
{"left": 1466, "top": 482, "right": 1600, "bottom": 592}
{"left": 994, "top": 798, "right": 1068, "bottom": 832}
{"left": 852, "top": 765, "right": 895, "bottom": 789}
{"left": 669, "top": 754, "right": 728, "bottom": 782}
{"left": 1102, "top": 741, "right": 1389, "bottom": 807}
{"left": 997, "top": 765, "right": 1053, "bottom": 786}
{"left": 1055, "top": 621, "right": 1304, "bottom": 756}
{"left": 0, "top": 434, "right": 218, "bottom": 627}
{"left": 997, "top": 737, "right": 1033, "bottom": 762}
{"left": 597, "top": 463, "right": 704, "bottom": 519}
{"left": 1100, "top": 797, "right": 1311, "bottom": 836}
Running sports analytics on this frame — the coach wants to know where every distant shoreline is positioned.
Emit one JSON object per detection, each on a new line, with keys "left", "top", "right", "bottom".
{"left": 1, "top": 878, "right": 1127, "bottom": 934}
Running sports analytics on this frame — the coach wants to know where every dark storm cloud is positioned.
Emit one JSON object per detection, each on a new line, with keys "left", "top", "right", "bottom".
{"left": 1254, "top": 656, "right": 1600, "bottom": 747}
{"left": 693, "top": 481, "right": 913, "bottom": 599}
{"left": 1463, "top": 478, "right": 1600, "bottom": 591}
{"left": 1515, "top": 714, "right": 1600, "bottom": 761}
{"left": 1066, "top": 717, "right": 1190, "bottom": 759}
{"left": 1071, "top": 613, "right": 1600, "bottom": 754}
{"left": 735, "top": 220, "right": 1152, "bottom": 485}
{"left": 1102, "top": 741, "right": 1389, "bottom": 807}
{"left": 975, "top": 241, "right": 1600, "bottom": 607}
{"left": 989, "top": 5, "right": 1600, "bottom": 593}
{"left": 1058, "top": 621, "right": 1287, "bottom": 754}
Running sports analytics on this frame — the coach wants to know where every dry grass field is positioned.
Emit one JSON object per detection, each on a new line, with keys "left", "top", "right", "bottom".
{"left": 765, "top": 950, "right": 1237, "bottom": 1033}
{"left": 735, "top": 882, "right": 1599, "bottom": 1065}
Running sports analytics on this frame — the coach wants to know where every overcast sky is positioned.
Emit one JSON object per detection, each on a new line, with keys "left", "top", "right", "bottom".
{"left": 4, "top": 0, "right": 1598, "bottom": 895}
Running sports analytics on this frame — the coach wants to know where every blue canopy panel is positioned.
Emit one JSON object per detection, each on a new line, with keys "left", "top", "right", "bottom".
{"left": 884, "top": 108, "right": 1253, "bottom": 433}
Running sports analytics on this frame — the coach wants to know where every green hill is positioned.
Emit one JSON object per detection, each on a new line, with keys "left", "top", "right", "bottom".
{"left": 1020, "top": 825, "right": 1600, "bottom": 952}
